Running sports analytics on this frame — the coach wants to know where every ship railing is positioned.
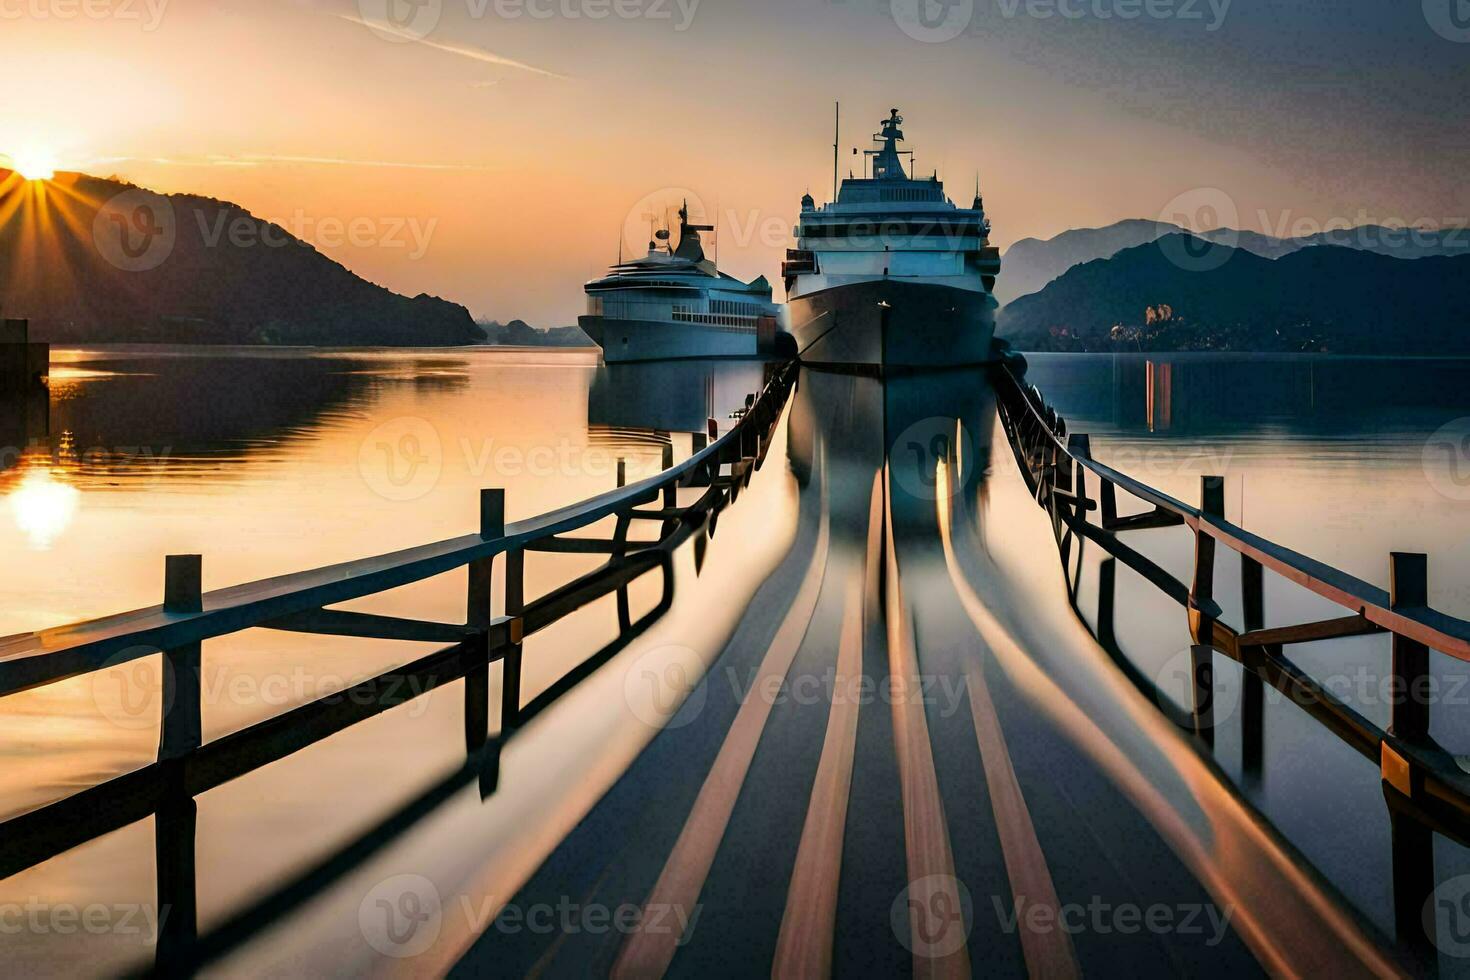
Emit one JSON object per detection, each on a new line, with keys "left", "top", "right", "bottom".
{"left": 993, "top": 361, "right": 1469, "bottom": 965}
{"left": 0, "top": 361, "right": 796, "bottom": 973}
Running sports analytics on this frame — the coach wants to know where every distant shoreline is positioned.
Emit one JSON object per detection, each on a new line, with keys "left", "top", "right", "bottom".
{"left": 47, "top": 342, "right": 603, "bottom": 354}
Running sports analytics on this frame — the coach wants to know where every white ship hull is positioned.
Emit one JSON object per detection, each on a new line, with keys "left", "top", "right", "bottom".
{"left": 580, "top": 315, "right": 761, "bottom": 363}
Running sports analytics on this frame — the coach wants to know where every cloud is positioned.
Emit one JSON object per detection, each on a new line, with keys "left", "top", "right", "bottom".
{"left": 336, "top": 13, "right": 566, "bottom": 78}
{"left": 208, "top": 153, "right": 496, "bottom": 170}
{"left": 94, "top": 154, "right": 495, "bottom": 171}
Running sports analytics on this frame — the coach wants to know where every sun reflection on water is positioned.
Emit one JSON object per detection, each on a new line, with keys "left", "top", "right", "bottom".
{"left": 8, "top": 468, "right": 80, "bottom": 550}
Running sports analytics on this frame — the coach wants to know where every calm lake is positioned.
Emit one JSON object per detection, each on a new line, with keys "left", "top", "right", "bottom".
{"left": 3, "top": 347, "right": 1470, "bottom": 975}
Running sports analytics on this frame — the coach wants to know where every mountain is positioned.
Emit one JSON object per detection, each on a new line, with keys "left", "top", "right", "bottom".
{"left": 997, "top": 219, "right": 1470, "bottom": 306}
{"left": 997, "top": 233, "right": 1470, "bottom": 354}
{"left": 0, "top": 169, "right": 485, "bottom": 346}
{"left": 477, "top": 319, "right": 595, "bottom": 347}
{"left": 997, "top": 220, "right": 1179, "bottom": 306}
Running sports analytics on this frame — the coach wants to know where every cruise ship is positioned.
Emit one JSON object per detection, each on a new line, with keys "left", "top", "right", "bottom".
{"left": 784, "top": 109, "right": 1001, "bottom": 368}
{"left": 581, "top": 203, "right": 782, "bottom": 363}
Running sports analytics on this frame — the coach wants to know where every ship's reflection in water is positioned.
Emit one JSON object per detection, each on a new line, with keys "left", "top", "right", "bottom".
{"left": 2, "top": 351, "right": 1468, "bottom": 976}
{"left": 589, "top": 360, "right": 768, "bottom": 438}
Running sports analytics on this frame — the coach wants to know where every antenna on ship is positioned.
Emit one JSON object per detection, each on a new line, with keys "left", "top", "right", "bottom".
{"left": 832, "top": 101, "right": 840, "bottom": 205}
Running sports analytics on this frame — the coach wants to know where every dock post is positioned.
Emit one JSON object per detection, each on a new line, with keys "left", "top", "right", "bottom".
{"left": 1097, "top": 558, "right": 1117, "bottom": 651}
{"left": 661, "top": 442, "right": 678, "bottom": 539}
{"left": 1190, "top": 477, "right": 1225, "bottom": 746}
{"left": 159, "top": 555, "right": 203, "bottom": 762}
{"left": 1067, "top": 434, "right": 1090, "bottom": 495}
{"left": 1240, "top": 552, "right": 1266, "bottom": 782}
{"left": 1391, "top": 803, "right": 1439, "bottom": 970}
{"left": 662, "top": 443, "right": 676, "bottom": 507}
{"left": 468, "top": 489, "right": 502, "bottom": 630}
{"left": 501, "top": 547, "right": 526, "bottom": 732}
{"left": 465, "top": 490, "right": 502, "bottom": 758}
{"left": 155, "top": 554, "right": 203, "bottom": 967}
{"left": 1054, "top": 437, "right": 1073, "bottom": 494}
{"left": 1, "top": 318, "right": 49, "bottom": 442}
{"left": 1390, "top": 552, "right": 1430, "bottom": 741}
{"left": 690, "top": 431, "right": 709, "bottom": 487}
{"left": 154, "top": 788, "right": 198, "bottom": 972}
{"left": 617, "top": 457, "right": 626, "bottom": 489}
{"left": 1100, "top": 479, "right": 1118, "bottom": 528}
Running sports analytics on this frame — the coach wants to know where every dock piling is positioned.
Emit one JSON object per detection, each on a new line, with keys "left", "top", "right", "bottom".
{"left": 1190, "top": 477, "right": 1226, "bottom": 745}
{"left": 502, "top": 547, "right": 526, "bottom": 731}
{"left": 1390, "top": 552, "right": 1430, "bottom": 740}
{"left": 159, "top": 555, "right": 204, "bottom": 761}
{"left": 1240, "top": 553, "right": 1266, "bottom": 780}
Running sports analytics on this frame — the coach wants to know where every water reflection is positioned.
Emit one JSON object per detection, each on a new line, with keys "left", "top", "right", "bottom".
{"left": 5, "top": 351, "right": 1470, "bottom": 977}
{"left": 1027, "top": 352, "right": 1470, "bottom": 438}
{"left": 588, "top": 360, "right": 767, "bottom": 440}
{"left": 7, "top": 467, "right": 79, "bottom": 549}
{"left": 1023, "top": 353, "right": 1470, "bottom": 624}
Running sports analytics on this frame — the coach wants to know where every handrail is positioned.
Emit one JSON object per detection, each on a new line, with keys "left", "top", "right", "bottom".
{"left": 998, "top": 365, "right": 1470, "bottom": 661}
{"left": 992, "top": 361, "right": 1470, "bottom": 856}
{"left": 0, "top": 359, "right": 797, "bottom": 975}
{"left": 0, "top": 364, "right": 796, "bottom": 697}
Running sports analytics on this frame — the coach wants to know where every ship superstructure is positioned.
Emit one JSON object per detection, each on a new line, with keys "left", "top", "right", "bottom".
{"left": 581, "top": 203, "right": 780, "bottom": 363}
{"left": 784, "top": 109, "right": 1001, "bottom": 367}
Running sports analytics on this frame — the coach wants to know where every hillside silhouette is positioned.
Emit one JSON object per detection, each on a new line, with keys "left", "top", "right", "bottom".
{"left": 0, "top": 169, "right": 484, "bottom": 346}
{"left": 999, "top": 233, "right": 1470, "bottom": 353}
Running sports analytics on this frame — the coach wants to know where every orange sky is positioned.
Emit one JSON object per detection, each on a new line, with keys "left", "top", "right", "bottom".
{"left": 2, "top": 0, "right": 1466, "bottom": 326}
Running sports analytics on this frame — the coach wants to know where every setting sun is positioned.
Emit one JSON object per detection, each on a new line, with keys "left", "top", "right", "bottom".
{"left": 9, "top": 148, "right": 58, "bottom": 181}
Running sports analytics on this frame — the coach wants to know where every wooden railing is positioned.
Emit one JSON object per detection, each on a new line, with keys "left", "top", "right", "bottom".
{"left": 0, "top": 361, "right": 795, "bottom": 975}
{"left": 993, "top": 363, "right": 1468, "bottom": 964}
